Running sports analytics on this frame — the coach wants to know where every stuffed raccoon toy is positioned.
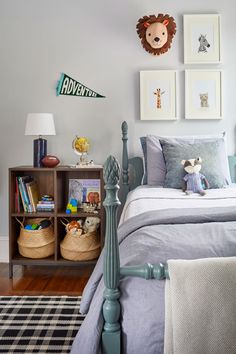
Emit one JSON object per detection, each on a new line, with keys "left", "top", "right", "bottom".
{"left": 181, "top": 157, "right": 209, "bottom": 196}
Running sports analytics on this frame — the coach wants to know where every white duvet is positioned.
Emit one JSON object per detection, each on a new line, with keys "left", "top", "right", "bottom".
{"left": 120, "top": 185, "right": 236, "bottom": 224}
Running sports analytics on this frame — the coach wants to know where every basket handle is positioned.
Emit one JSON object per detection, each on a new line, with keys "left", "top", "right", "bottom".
{"left": 15, "top": 217, "right": 25, "bottom": 228}
{"left": 48, "top": 217, "right": 54, "bottom": 225}
{"left": 60, "top": 217, "right": 69, "bottom": 227}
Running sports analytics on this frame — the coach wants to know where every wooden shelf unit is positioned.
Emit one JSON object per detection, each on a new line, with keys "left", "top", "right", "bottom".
{"left": 9, "top": 166, "right": 105, "bottom": 278}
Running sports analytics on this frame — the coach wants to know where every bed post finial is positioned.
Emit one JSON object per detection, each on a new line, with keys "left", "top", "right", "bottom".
{"left": 102, "top": 155, "right": 121, "bottom": 354}
{"left": 121, "top": 120, "right": 128, "bottom": 136}
{"left": 121, "top": 121, "right": 129, "bottom": 203}
{"left": 103, "top": 155, "right": 120, "bottom": 186}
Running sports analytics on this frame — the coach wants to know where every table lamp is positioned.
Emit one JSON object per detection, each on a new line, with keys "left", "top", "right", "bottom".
{"left": 25, "top": 113, "right": 56, "bottom": 167}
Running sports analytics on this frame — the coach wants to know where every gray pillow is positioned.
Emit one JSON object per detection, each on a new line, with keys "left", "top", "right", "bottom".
{"left": 161, "top": 139, "right": 228, "bottom": 189}
{"left": 146, "top": 134, "right": 231, "bottom": 186}
{"left": 140, "top": 137, "right": 147, "bottom": 184}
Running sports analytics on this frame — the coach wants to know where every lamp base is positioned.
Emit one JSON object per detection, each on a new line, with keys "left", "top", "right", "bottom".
{"left": 33, "top": 138, "right": 47, "bottom": 167}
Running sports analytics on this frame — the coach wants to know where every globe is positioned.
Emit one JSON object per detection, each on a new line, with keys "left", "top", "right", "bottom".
{"left": 72, "top": 136, "right": 90, "bottom": 165}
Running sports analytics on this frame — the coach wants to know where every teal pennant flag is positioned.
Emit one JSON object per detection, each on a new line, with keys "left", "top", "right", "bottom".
{"left": 56, "top": 73, "right": 105, "bottom": 98}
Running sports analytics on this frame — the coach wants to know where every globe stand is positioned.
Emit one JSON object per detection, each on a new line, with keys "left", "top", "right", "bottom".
{"left": 76, "top": 152, "right": 88, "bottom": 166}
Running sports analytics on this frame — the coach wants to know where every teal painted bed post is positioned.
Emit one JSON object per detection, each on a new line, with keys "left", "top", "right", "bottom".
{"left": 121, "top": 121, "right": 143, "bottom": 194}
{"left": 121, "top": 121, "right": 129, "bottom": 203}
{"left": 102, "top": 156, "right": 121, "bottom": 354}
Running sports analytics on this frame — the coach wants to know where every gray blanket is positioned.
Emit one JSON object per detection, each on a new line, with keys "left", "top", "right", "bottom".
{"left": 71, "top": 207, "right": 236, "bottom": 354}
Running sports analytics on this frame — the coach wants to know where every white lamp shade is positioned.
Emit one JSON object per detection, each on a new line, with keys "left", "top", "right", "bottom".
{"left": 25, "top": 113, "right": 56, "bottom": 136}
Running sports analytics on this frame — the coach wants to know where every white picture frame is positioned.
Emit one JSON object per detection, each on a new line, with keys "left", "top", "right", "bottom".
{"left": 140, "top": 70, "right": 177, "bottom": 120}
{"left": 185, "top": 69, "right": 223, "bottom": 120}
{"left": 184, "top": 14, "right": 221, "bottom": 64}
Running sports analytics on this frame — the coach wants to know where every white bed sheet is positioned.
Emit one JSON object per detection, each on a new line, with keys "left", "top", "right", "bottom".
{"left": 120, "top": 185, "right": 236, "bottom": 224}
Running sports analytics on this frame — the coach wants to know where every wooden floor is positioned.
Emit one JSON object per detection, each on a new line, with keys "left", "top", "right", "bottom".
{"left": 0, "top": 263, "right": 94, "bottom": 296}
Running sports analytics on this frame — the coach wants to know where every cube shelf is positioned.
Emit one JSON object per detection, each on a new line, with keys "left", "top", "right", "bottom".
{"left": 9, "top": 166, "right": 105, "bottom": 278}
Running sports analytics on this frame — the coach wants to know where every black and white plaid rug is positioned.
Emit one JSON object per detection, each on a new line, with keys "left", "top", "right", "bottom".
{"left": 0, "top": 296, "right": 85, "bottom": 353}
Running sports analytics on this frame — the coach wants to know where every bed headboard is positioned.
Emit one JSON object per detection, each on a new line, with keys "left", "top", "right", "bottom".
{"left": 121, "top": 121, "right": 236, "bottom": 200}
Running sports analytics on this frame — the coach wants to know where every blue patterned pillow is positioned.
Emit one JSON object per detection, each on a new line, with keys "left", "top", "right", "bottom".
{"left": 161, "top": 140, "right": 227, "bottom": 189}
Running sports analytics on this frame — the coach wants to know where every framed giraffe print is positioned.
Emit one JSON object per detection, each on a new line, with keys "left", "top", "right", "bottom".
{"left": 184, "top": 14, "right": 221, "bottom": 64}
{"left": 140, "top": 70, "right": 177, "bottom": 120}
{"left": 185, "top": 69, "right": 223, "bottom": 119}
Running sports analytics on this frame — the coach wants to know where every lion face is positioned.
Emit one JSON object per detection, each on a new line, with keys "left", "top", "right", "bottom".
{"left": 136, "top": 14, "right": 177, "bottom": 56}
{"left": 145, "top": 22, "right": 168, "bottom": 49}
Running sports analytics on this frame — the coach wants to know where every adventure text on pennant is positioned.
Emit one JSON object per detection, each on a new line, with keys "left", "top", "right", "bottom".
{"left": 56, "top": 73, "right": 105, "bottom": 98}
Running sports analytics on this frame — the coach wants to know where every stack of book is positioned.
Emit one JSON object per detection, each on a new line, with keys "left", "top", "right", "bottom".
{"left": 36, "top": 195, "right": 55, "bottom": 212}
{"left": 16, "top": 176, "right": 39, "bottom": 213}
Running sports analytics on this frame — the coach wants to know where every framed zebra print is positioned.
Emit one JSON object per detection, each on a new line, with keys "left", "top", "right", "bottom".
{"left": 140, "top": 70, "right": 177, "bottom": 121}
{"left": 184, "top": 14, "right": 221, "bottom": 64}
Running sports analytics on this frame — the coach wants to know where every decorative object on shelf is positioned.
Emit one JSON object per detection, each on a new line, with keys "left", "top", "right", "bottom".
{"left": 66, "top": 198, "right": 78, "bottom": 214}
{"left": 82, "top": 203, "right": 98, "bottom": 214}
{"left": 60, "top": 217, "right": 101, "bottom": 261}
{"left": 16, "top": 217, "right": 54, "bottom": 259}
{"left": 56, "top": 73, "right": 105, "bottom": 98}
{"left": 83, "top": 216, "right": 100, "bottom": 233}
{"left": 136, "top": 14, "right": 176, "bottom": 56}
{"left": 184, "top": 14, "right": 221, "bottom": 64}
{"left": 72, "top": 136, "right": 90, "bottom": 165}
{"left": 25, "top": 113, "right": 56, "bottom": 167}
{"left": 65, "top": 220, "right": 83, "bottom": 236}
{"left": 140, "top": 70, "right": 177, "bottom": 120}
{"left": 185, "top": 69, "right": 223, "bottom": 120}
{"left": 68, "top": 178, "right": 101, "bottom": 211}
{"left": 41, "top": 155, "right": 60, "bottom": 168}
{"left": 68, "top": 179, "right": 83, "bottom": 206}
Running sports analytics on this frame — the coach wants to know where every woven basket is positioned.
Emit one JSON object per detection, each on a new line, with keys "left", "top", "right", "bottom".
{"left": 60, "top": 230, "right": 100, "bottom": 261}
{"left": 17, "top": 218, "right": 55, "bottom": 259}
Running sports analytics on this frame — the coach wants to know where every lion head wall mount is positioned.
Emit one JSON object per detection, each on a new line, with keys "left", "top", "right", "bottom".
{"left": 136, "top": 14, "right": 177, "bottom": 56}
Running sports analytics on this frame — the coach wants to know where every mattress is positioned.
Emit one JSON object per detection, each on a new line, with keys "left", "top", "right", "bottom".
{"left": 120, "top": 184, "right": 236, "bottom": 224}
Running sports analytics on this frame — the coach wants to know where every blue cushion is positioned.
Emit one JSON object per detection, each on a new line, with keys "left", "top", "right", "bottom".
{"left": 161, "top": 139, "right": 228, "bottom": 189}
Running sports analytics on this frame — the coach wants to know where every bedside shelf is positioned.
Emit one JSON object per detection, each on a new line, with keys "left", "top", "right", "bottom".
{"left": 11, "top": 255, "right": 56, "bottom": 265}
{"left": 9, "top": 166, "right": 105, "bottom": 278}
{"left": 11, "top": 212, "right": 55, "bottom": 217}
{"left": 57, "top": 209, "right": 102, "bottom": 218}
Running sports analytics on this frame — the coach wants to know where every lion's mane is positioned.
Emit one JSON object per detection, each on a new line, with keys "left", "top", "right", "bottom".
{"left": 136, "top": 14, "right": 177, "bottom": 55}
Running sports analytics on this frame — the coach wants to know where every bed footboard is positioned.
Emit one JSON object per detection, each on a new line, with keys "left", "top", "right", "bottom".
{"left": 102, "top": 155, "right": 169, "bottom": 354}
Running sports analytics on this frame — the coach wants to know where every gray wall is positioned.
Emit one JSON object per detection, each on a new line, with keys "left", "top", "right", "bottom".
{"left": 0, "top": 0, "right": 236, "bottom": 241}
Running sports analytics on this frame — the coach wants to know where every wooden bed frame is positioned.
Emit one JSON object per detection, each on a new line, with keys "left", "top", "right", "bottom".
{"left": 101, "top": 121, "right": 236, "bottom": 354}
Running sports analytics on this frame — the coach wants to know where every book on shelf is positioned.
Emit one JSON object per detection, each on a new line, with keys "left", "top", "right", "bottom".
{"left": 36, "top": 196, "right": 55, "bottom": 212}
{"left": 26, "top": 181, "right": 39, "bottom": 213}
{"left": 15, "top": 178, "right": 21, "bottom": 213}
{"left": 68, "top": 178, "right": 101, "bottom": 206}
{"left": 16, "top": 176, "right": 40, "bottom": 213}
{"left": 17, "top": 176, "right": 32, "bottom": 212}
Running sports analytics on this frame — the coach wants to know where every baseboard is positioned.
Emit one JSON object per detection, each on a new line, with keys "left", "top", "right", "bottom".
{"left": 0, "top": 237, "right": 9, "bottom": 263}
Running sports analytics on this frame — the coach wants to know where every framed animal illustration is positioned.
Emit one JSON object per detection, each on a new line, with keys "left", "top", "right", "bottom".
{"left": 184, "top": 14, "right": 221, "bottom": 64}
{"left": 140, "top": 70, "right": 177, "bottom": 120}
{"left": 185, "top": 69, "right": 223, "bottom": 119}
{"left": 136, "top": 14, "right": 177, "bottom": 56}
